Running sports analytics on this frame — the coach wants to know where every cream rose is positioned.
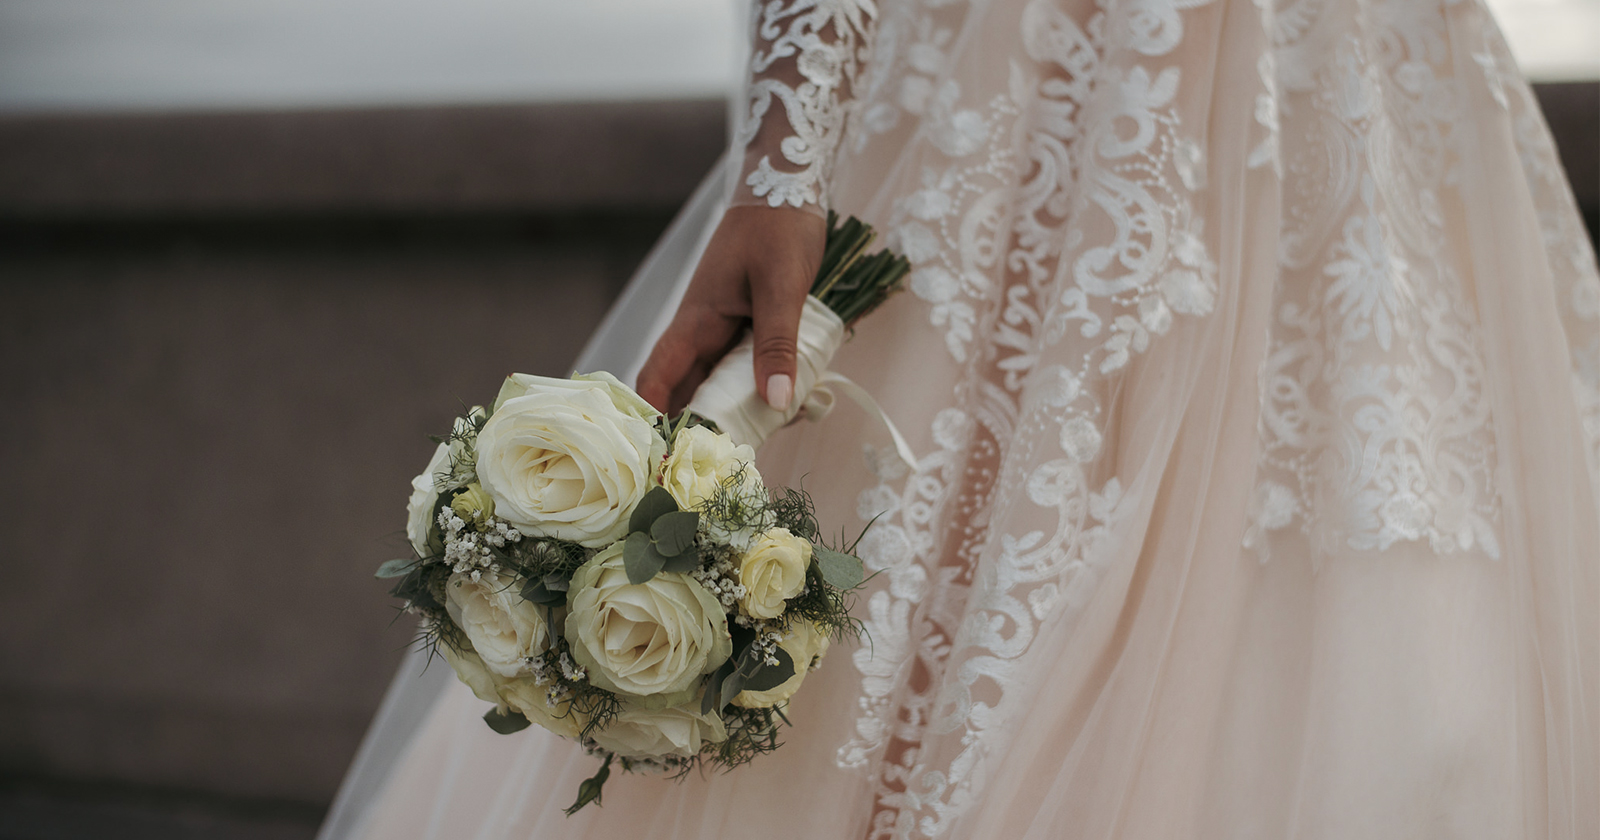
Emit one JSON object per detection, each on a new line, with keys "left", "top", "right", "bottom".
{"left": 449, "top": 483, "right": 495, "bottom": 528}
{"left": 661, "top": 425, "right": 762, "bottom": 511}
{"left": 445, "top": 571, "right": 550, "bottom": 678}
{"left": 566, "top": 543, "right": 731, "bottom": 703}
{"left": 497, "top": 674, "right": 584, "bottom": 739}
{"left": 493, "top": 371, "right": 657, "bottom": 421}
{"left": 439, "top": 642, "right": 582, "bottom": 739}
{"left": 590, "top": 702, "right": 727, "bottom": 759}
{"left": 733, "top": 621, "right": 831, "bottom": 709}
{"left": 737, "top": 528, "right": 811, "bottom": 620}
{"left": 438, "top": 639, "right": 502, "bottom": 707}
{"left": 475, "top": 374, "right": 665, "bottom": 547}
{"left": 405, "top": 442, "right": 453, "bottom": 556}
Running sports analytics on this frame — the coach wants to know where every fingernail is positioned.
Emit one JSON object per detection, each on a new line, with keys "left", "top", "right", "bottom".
{"left": 766, "top": 374, "right": 793, "bottom": 412}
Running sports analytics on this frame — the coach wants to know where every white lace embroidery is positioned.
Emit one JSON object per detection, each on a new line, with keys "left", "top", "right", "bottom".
{"left": 1245, "top": 0, "right": 1505, "bottom": 562}
{"left": 828, "top": 0, "right": 1220, "bottom": 835}
{"left": 785, "top": 0, "right": 1594, "bottom": 835}
{"left": 734, "top": 0, "right": 878, "bottom": 211}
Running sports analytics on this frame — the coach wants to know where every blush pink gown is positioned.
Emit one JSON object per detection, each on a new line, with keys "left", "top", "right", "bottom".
{"left": 321, "top": 0, "right": 1599, "bottom": 837}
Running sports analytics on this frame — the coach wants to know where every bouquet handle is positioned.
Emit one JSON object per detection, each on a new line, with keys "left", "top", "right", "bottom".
{"left": 686, "top": 295, "right": 917, "bottom": 469}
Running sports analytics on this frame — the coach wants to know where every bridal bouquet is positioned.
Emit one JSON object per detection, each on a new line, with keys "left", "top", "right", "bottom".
{"left": 378, "top": 214, "right": 909, "bottom": 813}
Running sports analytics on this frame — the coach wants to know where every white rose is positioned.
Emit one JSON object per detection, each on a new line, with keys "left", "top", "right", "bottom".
{"left": 590, "top": 703, "right": 727, "bottom": 759}
{"left": 438, "top": 640, "right": 502, "bottom": 707}
{"left": 445, "top": 571, "right": 550, "bottom": 678}
{"left": 661, "top": 425, "right": 761, "bottom": 511}
{"left": 497, "top": 674, "right": 584, "bottom": 739}
{"left": 405, "top": 442, "right": 453, "bottom": 556}
{"left": 737, "top": 528, "right": 811, "bottom": 620}
{"left": 493, "top": 371, "right": 658, "bottom": 421}
{"left": 566, "top": 543, "right": 732, "bottom": 703}
{"left": 475, "top": 374, "right": 666, "bottom": 547}
{"left": 439, "top": 642, "right": 583, "bottom": 739}
{"left": 733, "top": 621, "right": 832, "bottom": 709}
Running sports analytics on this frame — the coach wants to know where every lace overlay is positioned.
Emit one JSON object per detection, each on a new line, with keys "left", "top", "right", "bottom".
{"left": 1245, "top": 0, "right": 1508, "bottom": 561}
{"left": 732, "top": 0, "right": 879, "bottom": 213}
{"left": 826, "top": 0, "right": 1226, "bottom": 834}
{"left": 819, "top": 0, "right": 1596, "bottom": 836}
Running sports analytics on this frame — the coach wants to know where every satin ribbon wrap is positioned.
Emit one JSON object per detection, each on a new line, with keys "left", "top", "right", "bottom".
{"left": 685, "top": 295, "right": 917, "bottom": 468}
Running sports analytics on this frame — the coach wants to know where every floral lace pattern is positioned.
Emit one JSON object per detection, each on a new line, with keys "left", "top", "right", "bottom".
{"left": 725, "top": 0, "right": 1596, "bottom": 836}
{"left": 1245, "top": 0, "right": 1513, "bottom": 562}
{"left": 823, "top": 0, "right": 1223, "bottom": 835}
{"left": 732, "top": 0, "right": 879, "bottom": 212}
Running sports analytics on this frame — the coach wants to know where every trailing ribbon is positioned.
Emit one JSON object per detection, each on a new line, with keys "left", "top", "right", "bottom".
{"left": 686, "top": 295, "right": 918, "bottom": 469}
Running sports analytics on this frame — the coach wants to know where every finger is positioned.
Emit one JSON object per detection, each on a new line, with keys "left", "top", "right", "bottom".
{"left": 749, "top": 262, "right": 809, "bottom": 412}
{"left": 638, "top": 291, "right": 746, "bottom": 413}
{"left": 667, "top": 355, "right": 717, "bottom": 416}
{"left": 636, "top": 322, "right": 699, "bottom": 413}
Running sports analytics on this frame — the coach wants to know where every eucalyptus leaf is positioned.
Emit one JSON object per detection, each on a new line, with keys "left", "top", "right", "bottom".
{"left": 813, "top": 544, "right": 866, "bottom": 590}
{"left": 623, "top": 531, "right": 664, "bottom": 585}
{"left": 702, "top": 660, "right": 736, "bottom": 714}
{"left": 650, "top": 511, "right": 700, "bottom": 556}
{"left": 660, "top": 550, "right": 701, "bottom": 574}
{"left": 375, "top": 558, "right": 416, "bottom": 579}
{"left": 542, "top": 571, "right": 570, "bottom": 592}
{"left": 718, "top": 668, "right": 749, "bottom": 710}
{"left": 483, "top": 706, "right": 531, "bottom": 735}
{"left": 741, "top": 646, "right": 796, "bottom": 692}
{"left": 628, "top": 486, "right": 679, "bottom": 535}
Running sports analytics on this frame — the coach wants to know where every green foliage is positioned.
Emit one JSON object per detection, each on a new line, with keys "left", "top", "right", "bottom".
{"left": 628, "top": 486, "right": 679, "bottom": 534}
{"left": 518, "top": 571, "right": 569, "bottom": 606}
{"left": 704, "top": 622, "right": 799, "bottom": 713}
{"left": 564, "top": 753, "right": 612, "bottom": 816}
{"left": 374, "top": 558, "right": 417, "bottom": 579}
{"left": 812, "top": 544, "right": 866, "bottom": 590}
{"left": 652, "top": 511, "right": 699, "bottom": 556}
{"left": 810, "top": 213, "right": 911, "bottom": 326}
{"left": 483, "top": 706, "right": 531, "bottom": 734}
{"left": 765, "top": 485, "right": 820, "bottom": 542}
{"left": 621, "top": 488, "right": 701, "bottom": 584}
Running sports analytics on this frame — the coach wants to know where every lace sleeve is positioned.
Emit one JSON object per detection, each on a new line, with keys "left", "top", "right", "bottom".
{"left": 728, "top": 0, "right": 877, "bottom": 216}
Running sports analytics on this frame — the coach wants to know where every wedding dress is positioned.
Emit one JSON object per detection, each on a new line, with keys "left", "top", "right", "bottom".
{"left": 319, "top": 0, "right": 1599, "bottom": 837}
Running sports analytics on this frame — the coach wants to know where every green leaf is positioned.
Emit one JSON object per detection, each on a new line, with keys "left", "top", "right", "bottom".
{"left": 628, "top": 486, "right": 679, "bottom": 535}
{"left": 650, "top": 510, "right": 700, "bottom": 556}
{"left": 741, "top": 647, "right": 796, "bottom": 692}
{"left": 389, "top": 569, "right": 434, "bottom": 609}
{"left": 622, "top": 531, "right": 664, "bottom": 585}
{"left": 813, "top": 545, "right": 866, "bottom": 590}
{"left": 702, "top": 660, "right": 736, "bottom": 714}
{"left": 660, "top": 549, "right": 701, "bottom": 574}
{"left": 483, "top": 706, "right": 531, "bottom": 734}
{"left": 718, "top": 668, "right": 748, "bottom": 710}
{"left": 520, "top": 578, "right": 565, "bottom": 606}
{"left": 375, "top": 558, "right": 417, "bottom": 579}
{"left": 564, "top": 754, "right": 613, "bottom": 816}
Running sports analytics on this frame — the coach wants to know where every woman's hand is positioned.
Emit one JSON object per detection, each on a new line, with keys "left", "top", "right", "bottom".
{"left": 637, "top": 205, "right": 826, "bottom": 415}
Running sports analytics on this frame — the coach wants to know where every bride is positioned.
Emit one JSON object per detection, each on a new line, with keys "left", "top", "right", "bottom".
{"left": 321, "top": 0, "right": 1599, "bottom": 837}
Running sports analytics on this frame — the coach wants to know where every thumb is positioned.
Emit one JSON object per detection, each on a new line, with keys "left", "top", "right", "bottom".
{"left": 749, "top": 267, "right": 808, "bottom": 413}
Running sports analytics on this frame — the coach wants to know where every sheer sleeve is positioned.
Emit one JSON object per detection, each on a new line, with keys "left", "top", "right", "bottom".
{"left": 728, "top": 0, "right": 877, "bottom": 216}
